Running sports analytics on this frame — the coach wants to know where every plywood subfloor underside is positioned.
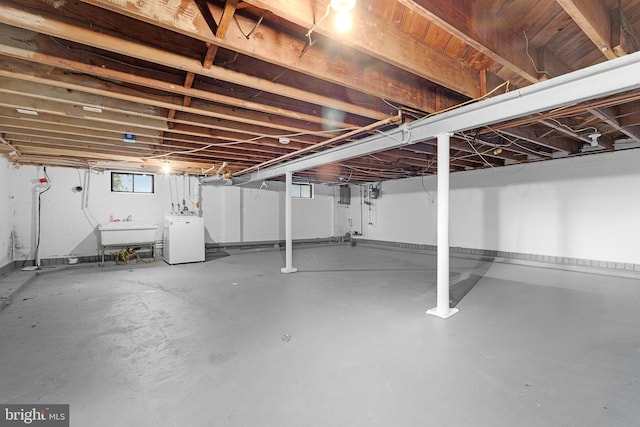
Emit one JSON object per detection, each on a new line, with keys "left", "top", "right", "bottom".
{"left": 0, "top": 245, "right": 638, "bottom": 426}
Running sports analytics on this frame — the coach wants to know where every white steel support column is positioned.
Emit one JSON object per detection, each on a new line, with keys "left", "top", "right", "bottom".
{"left": 427, "top": 132, "right": 458, "bottom": 319}
{"left": 281, "top": 171, "right": 298, "bottom": 274}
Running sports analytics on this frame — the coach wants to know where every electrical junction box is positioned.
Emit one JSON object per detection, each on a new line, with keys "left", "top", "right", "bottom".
{"left": 339, "top": 184, "right": 350, "bottom": 205}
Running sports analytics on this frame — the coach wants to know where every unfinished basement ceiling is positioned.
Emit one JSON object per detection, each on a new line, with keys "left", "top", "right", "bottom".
{"left": 1, "top": 0, "right": 640, "bottom": 183}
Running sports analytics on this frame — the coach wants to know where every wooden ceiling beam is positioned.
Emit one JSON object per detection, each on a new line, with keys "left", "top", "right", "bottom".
{"left": 556, "top": 0, "right": 617, "bottom": 60}
{"left": 497, "top": 126, "right": 578, "bottom": 154}
{"left": 6, "top": 131, "right": 280, "bottom": 166}
{"left": 398, "top": 0, "right": 540, "bottom": 84}
{"left": 77, "top": 0, "right": 451, "bottom": 112}
{"left": 0, "top": 54, "right": 332, "bottom": 136}
{"left": 171, "top": 0, "right": 239, "bottom": 131}
{"left": 0, "top": 118, "right": 159, "bottom": 147}
{"left": 588, "top": 106, "right": 640, "bottom": 144}
{"left": 535, "top": 47, "right": 574, "bottom": 80}
{"left": 0, "top": 92, "right": 166, "bottom": 132}
{"left": 0, "top": 88, "right": 323, "bottom": 152}
{"left": 0, "top": 4, "right": 386, "bottom": 120}
{"left": 0, "top": 118, "right": 297, "bottom": 159}
{"left": 239, "top": 0, "right": 480, "bottom": 97}
{"left": 1, "top": 108, "right": 323, "bottom": 160}
{"left": 617, "top": 103, "right": 640, "bottom": 143}
{"left": 9, "top": 134, "right": 155, "bottom": 155}
{"left": 0, "top": 52, "right": 350, "bottom": 129}
{"left": 537, "top": 119, "right": 597, "bottom": 146}
{"left": 14, "top": 143, "right": 150, "bottom": 162}
{"left": 611, "top": 7, "right": 640, "bottom": 56}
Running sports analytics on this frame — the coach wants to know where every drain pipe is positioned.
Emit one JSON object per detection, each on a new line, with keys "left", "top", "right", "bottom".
{"left": 200, "top": 162, "right": 232, "bottom": 186}
{"left": 427, "top": 133, "right": 458, "bottom": 319}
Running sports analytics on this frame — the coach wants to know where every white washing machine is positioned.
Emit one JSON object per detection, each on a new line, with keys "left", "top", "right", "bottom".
{"left": 163, "top": 215, "right": 205, "bottom": 264}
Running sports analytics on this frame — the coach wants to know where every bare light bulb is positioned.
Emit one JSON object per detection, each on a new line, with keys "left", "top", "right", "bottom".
{"left": 162, "top": 162, "right": 171, "bottom": 174}
{"left": 334, "top": 11, "right": 352, "bottom": 32}
{"left": 330, "top": 0, "right": 356, "bottom": 12}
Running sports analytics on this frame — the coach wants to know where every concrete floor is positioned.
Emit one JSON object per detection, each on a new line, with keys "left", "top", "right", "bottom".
{"left": 0, "top": 244, "right": 639, "bottom": 426}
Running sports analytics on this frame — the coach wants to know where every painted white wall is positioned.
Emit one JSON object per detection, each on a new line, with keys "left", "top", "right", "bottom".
{"left": 0, "top": 157, "right": 14, "bottom": 268}
{"left": 5, "top": 166, "right": 338, "bottom": 261}
{"left": 345, "top": 150, "right": 640, "bottom": 264}
{"left": 5, "top": 149, "right": 640, "bottom": 264}
{"left": 362, "top": 178, "right": 437, "bottom": 244}
{"left": 333, "top": 184, "right": 365, "bottom": 237}
{"left": 450, "top": 152, "right": 640, "bottom": 264}
{"left": 10, "top": 166, "right": 172, "bottom": 260}
{"left": 201, "top": 181, "right": 336, "bottom": 244}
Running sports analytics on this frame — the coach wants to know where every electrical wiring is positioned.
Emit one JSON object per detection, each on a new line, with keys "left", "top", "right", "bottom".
{"left": 547, "top": 118, "right": 598, "bottom": 135}
{"left": 304, "top": 4, "right": 332, "bottom": 45}
{"left": 250, "top": 69, "right": 289, "bottom": 100}
{"left": 619, "top": 0, "right": 639, "bottom": 52}
{"left": 424, "top": 157, "right": 435, "bottom": 174}
{"left": 144, "top": 125, "right": 363, "bottom": 159}
{"left": 373, "top": 127, "right": 412, "bottom": 144}
{"left": 459, "top": 131, "right": 495, "bottom": 168}
{"left": 481, "top": 130, "right": 513, "bottom": 150}
{"left": 380, "top": 97, "right": 400, "bottom": 111}
{"left": 223, "top": 114, "right": 401, "bottom": 176}
{"left": 523, "top": 30, "right": 551, "bottom": 78}
{"left": 342, "top": 164, "right": 407, "bottom": 178}
{"left": 367, "top": 153, "right": 387, "bottom": 162}
{"left": 486, "top": 127, "right": 553, "bottom": 157}
{"left": 337, "top": 68, "right": 512, "bottom": 140}
{"left": 217, "top": 52, "right": 239, "bottom": 66}
{"left": 421, "top": 81, "right": 510, "bottom": 120}
{"left": 421, "top": 174, "right": 433, "bottom": 198}
{"left": 234, "top": 10, "right": 266, "bottom": 40}
{"left": 451, "top": 146, "right": 495, "bottom": 162}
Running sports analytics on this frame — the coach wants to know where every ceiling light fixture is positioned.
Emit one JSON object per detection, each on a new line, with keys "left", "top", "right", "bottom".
{"left": 330, "top": 0, "right": 356, "bottom": 33}
{"left": 279, "top": 137, "right": 290, "bottom": 145}
{"left": 330, "top": 0, "right": 356, "bottom": 12}
{"left": 588, "top": 132, "right": 601, "bottom": 147}
{"left": 334, "top": 11, "right": 353, "bottom": 32}
{"left": 162, "top": 162, "right": 171, "bottom": 174}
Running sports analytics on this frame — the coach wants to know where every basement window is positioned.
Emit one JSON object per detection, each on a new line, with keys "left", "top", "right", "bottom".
{"left": 292, "top": 183, "right": 313, "bottom": 199}
{"left": 111, "top": 172, "right": 154, "bottom": 193}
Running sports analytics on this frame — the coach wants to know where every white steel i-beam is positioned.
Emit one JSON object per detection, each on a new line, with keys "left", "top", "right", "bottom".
{"left": 427, "top": 133, "right": 458, "bottom": 319}
{"left": 231, "top": 51, "right": 640, "bottom": 185}
{"left": 281, "top": 171, "right": 298, "bottom": 274}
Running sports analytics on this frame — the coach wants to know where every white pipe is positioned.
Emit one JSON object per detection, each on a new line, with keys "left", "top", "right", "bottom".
{"left": 200, "top": 162, "right": 232, "bottom": 186}
{"left": 216, "top": 162, "right": 228, "bottom": 176}
{"left": 281, "top": 171, "right": 297, "bottom": 273}
{"left": 0, "top": 135, "right": 21, "bottom": 156}
{"left": 427, "top": 133, "right": 458, "bottom": 319}
{"left": 199, "top": 175, "right": 232, "bottom": 186}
